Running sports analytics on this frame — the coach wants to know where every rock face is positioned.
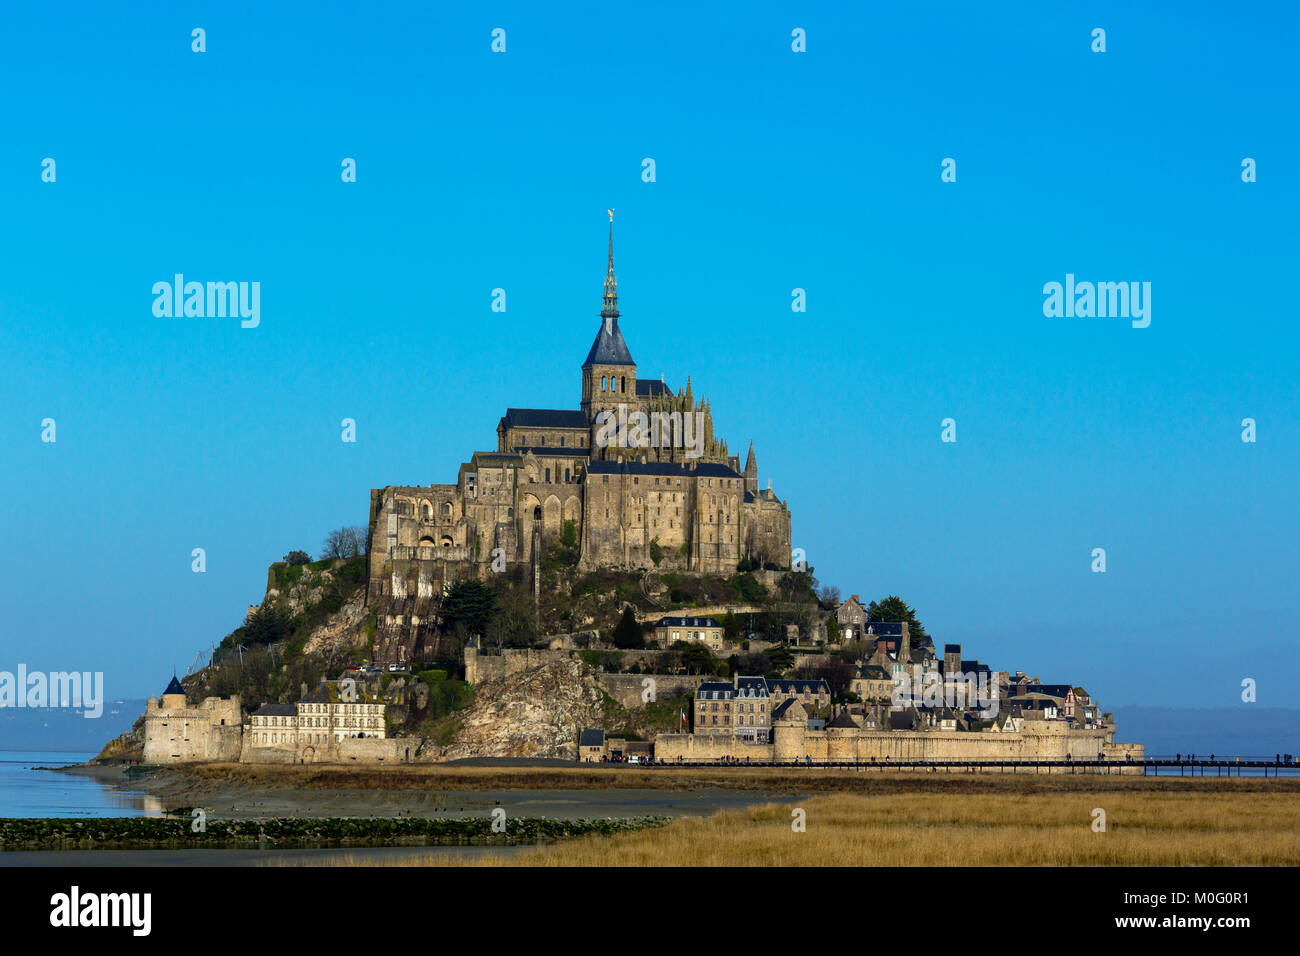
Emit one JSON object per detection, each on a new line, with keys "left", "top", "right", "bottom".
{"left": 438, "top": 658, "right": 609, "bottom": 760}
{"left": 302, "top": 594, "right": 368, "bottom": 656}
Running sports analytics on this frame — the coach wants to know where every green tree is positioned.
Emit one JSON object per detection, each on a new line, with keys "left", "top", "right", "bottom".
{"left": 866, "top": 595, "right": 929, "bottom": 642}
{"left": 765, "top": 644, "right": 795, "bottom": 672}
{"left": 677, "top": 643, "right": 721, "bottom": 675}
{"left": 243, "top": 604, "right": 293, "bottom": 646}
{"left": 283, "top": 550, "right": 311, "bottom": 566}
{"left": 611, "top": 607, "right": 644, "bottom": 649}
{"left": 648, "top": 537, "right": 664, "bottom": 567}
{"left": 441, "top": 579, "right": 497, "bottom": 638}
{"left": 553, "top": 519, "right": 580, "bottom": 567}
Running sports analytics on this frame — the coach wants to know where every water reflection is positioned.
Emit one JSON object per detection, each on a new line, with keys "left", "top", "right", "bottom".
{"left": 0, "top": 751, "right": 163, "bottom": 818}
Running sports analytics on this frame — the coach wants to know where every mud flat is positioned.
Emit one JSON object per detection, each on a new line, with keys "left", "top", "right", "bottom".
{"left": 1, "top": 844, "right": 527, "bottom": 867}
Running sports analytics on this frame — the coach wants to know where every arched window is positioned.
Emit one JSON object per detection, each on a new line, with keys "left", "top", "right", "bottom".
{"left": 441, "top": 502, "right": 451, "bottom": 516}
{"left": 422, "top": 503, "right": 431, "bottom": 518}
{"left": 621, "top": 376, "right": 626, "bottom": 393}
{"left": 533, "top": 506, "right": 542, "bottom": 520}
{"left": 601, "top": 376, "right": 607, "bottom": 391}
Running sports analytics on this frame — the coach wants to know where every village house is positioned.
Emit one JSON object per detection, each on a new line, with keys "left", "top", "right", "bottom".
{"left": 835, "top": 594, "right": 868, "bottom": 641}
{"left": 655, "top": 615, "right": 725, "bottom": 652}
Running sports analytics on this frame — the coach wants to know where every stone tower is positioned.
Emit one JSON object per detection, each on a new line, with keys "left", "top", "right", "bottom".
{"left": 743, "top": 440, "right": 758, "bottom": 494}
{"left": 581, "top": 222, "right": 636, "bottom": 458}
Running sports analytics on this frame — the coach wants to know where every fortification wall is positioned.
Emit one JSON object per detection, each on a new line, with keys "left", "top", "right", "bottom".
{"left": 653, "top": 733, "right": 774, "bottom": 761}
{"left": 241, "top": 736, "right": 412, "bottom": 764}
{"left": 339, "top": 737, "right": 410, "bottom": 762}
{"left": 655, "top": 723, "right": 1145, "bottom": 769}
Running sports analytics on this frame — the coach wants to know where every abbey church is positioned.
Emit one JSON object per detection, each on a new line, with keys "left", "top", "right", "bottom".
{"left": 365, "top": 226, "right": 792, "bottom": 660}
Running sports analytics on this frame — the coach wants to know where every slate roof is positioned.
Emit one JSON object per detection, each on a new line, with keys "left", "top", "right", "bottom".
{"left": 864, "top": 622, "right": 905, "bottom": 637}
{"left": 695, "top": 681, "right": 734, "bottom": 700}
{"left": 510, "top": 446, "right": 588, "bottom": 458}
{"left": 734, "top": 676, "right": 769, "bottom": 696}
{"left": 578, "top": 729, "right": 605, "bottom": 748}
{"left": 254, "top": 703, "right": 297, "bottom": 717}
{"left": 500, "top": 408, "right": 589, "bottom": 430}
{"left": 857, "top": 664, "right": 891, "bottom": 680}
{"left": 162, "top": 676, "right": 185, "bottom": 696}
{"left": 889, "top": 711, "right": 919, "bottom": 731}
{"left": 583, "top": 316, "right": 636, "bottom": 366}
{"left": 657, "top": 616, "right": 721, "bottom": 628}
{"left": 771, "top": 699, "right": 802, "bottom": 721}
{"left": 585, "top": 459, "right": 744, "bottom": 479}
{"left": 768, "top": 679, "right": 830, "bottom": 695}
{"left": 827, "top": 710, "right": 860, "bottom": 729}
{"left": 635, "top": 379, "right": 671, "bottom": 396}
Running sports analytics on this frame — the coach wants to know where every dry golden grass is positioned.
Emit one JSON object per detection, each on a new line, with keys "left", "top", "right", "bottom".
{"left": 405, "top": 789, "right": 1300, "bottom": 866}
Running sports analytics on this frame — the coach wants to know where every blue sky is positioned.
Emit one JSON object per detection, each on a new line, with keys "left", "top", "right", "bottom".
{"left": 0, "top": 1, "right": 1296, "bottom": 710}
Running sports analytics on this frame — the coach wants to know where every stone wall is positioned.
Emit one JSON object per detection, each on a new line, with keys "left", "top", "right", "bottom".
{"left": 464, "top": 646, "right": 574, "bottom": 684}
{"left": 633, "top": 603, "right": 765, "bottom": 624}
{"left": 597, "top": 673, "right": 705, "bottom": 709}
{"left": 655, "top": 722, "right": 1145, "bottom": 769}
{"left": 242, "top": 735, "right": 412, "bottom": 764}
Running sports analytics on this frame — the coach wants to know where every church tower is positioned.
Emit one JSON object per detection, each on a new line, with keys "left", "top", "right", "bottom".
{"left": 581, "top": 219, "right": 637, "bottom": 457}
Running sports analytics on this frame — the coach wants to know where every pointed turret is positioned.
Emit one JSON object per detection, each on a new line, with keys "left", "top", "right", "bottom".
{"left": 744, "top": 441, "right": 758, "bottom": 494}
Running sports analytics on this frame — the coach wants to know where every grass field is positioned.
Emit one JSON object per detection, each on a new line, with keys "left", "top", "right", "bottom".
{"left": 440, "top": 789, "right": 1300, "bottom": 866}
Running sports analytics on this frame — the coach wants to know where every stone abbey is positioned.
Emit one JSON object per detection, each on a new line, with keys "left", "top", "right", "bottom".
{"left": 365, "top": 226, "right": 792, "bottom": 660}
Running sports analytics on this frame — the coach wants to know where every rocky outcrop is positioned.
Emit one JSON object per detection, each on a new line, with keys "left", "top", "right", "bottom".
{"left": 302, "top": 594, "right": 368, "bottom": 656}
{"left": 436, "top": 658, "right": 609, "bottom": 760}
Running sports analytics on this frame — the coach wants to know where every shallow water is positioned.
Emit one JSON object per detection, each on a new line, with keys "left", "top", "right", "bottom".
{"left": 0, "top": 751, "right": 162, "bottom": 818}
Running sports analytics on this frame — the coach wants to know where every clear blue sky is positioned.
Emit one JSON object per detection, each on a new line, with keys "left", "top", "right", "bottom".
{"left": 0, "top": 1, "right": 1295, "bottom": 710}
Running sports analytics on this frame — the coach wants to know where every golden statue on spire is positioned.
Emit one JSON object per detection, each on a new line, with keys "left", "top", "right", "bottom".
{"left": 607, "top": 208, "right": 614, "bottom": 223}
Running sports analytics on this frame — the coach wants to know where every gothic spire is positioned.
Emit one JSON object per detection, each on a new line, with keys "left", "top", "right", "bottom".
{"left": 584, "top": 216, "right": 634, "bottom": 367}
{"left": 601, "top": 218, "right": 618, "bottom": 320}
